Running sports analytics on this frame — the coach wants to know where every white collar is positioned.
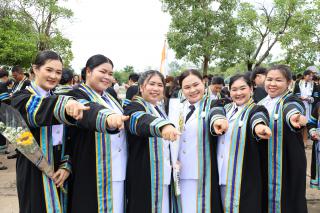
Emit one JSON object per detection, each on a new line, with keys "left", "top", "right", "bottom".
{"left": 187, "top": 100, "right": 200, "bottom": 109}
{"left": 35, "top": 84, "right": 50, "bottom": 97}
{"left": 264, "top": 95, "right": 281, "bottom": 102}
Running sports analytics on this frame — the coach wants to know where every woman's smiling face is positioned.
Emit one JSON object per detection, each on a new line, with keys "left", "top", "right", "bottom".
{"left": 181, "top": 74, "right": 205, "bottom": 104}
{"left": 230, "top": 78, "right": 252, "bottom": 106}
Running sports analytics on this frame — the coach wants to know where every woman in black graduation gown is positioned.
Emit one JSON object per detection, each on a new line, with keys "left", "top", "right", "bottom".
{"left": 211, "top": 74, "right": 271, "bottom": 213}
{"left": 11, "top": 50, "right": 88, "bottom": 213}
{"left": 307, "top": 102, "right": 320, "bottom": 190}
{"left": 258, "top": 65, "right": 308, "bottom": 213}
{"left": 65, "top": 54, "right": 129, "bottom": 213}
{"left": 124, "top": 70, "right": 180, "bottom": 213}
{"left": 0, "top": 77, "right": 10, "bottom": 169}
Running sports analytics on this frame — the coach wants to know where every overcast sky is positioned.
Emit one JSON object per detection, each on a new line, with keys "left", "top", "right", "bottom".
{"left": 60, "top": 0, "right": 171, "bottom": 73}
{"left": 60, "top": 0, "right": 282, "bottom": 73}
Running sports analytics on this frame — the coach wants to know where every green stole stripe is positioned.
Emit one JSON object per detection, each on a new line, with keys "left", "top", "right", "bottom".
{"left": 134, "top": 96, "right": 165, "bottom": 212}
{"left": 225, "top": 100, "right": 255, "bottom": 213}
{"left": 40, "top": 127, "right": 62, "bottom": 213}
{"left": 196, "top": 97, "right": 212, "bottom": 212}
{"left": 78, "top": 83, "right": 123, "bottom": 112}
{"left": 27, "top": 82, "right": 63, "bottom": 212}
{"left": 78, "top": 83, "right": 115, "bottom": 212}
{"left": 268, "top": 93, "right": 291, "bottom": 213}
{"left": 60, "top": 127, "right": 68, "bottom": 213}
{"left": 95, "top": 132, "right": 113, "bottom": 212}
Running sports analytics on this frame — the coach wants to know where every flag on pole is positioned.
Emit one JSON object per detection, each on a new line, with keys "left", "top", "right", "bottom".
{"left": 160, "top": 39, "right": 168, "bottom": 77}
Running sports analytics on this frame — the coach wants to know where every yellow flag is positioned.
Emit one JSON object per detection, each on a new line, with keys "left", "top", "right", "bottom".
{"left": 160, "top": 39, "right": 168, "bottom": 76}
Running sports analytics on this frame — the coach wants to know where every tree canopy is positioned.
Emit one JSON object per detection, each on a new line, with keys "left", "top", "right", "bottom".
{"left": 162, "top": 0, "right": 320, "bottom": 74}
{"left": 0, "top": 0, "right": 73, "bottom": 68}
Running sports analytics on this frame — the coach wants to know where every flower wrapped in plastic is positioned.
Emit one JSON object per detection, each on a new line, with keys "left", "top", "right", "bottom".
{"left": 0, "top": 103, "right": 54, "bottom": 178}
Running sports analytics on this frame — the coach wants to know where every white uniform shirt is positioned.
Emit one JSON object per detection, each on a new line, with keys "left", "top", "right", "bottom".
{"left": 217, "top": 103, "right": 244, "bottom": 185}
{"left": 152, "top": 105, "right": 172, "bottom": 185}
{"left": 300, "top": 81, "right": 313, "bottom": 98}
{"left": 261, "top": 95, "right": 281, "bottom": 116}
{"left": 102, "top": 95, "right": 127, "bottom": 181}
{"left": 210, "top": 93, "right": 218, "bottom": 100}
{"left": 300, "top": 81, "right": 313, "bottom": 119}
{"left": 36, "top": 85, "right": 63, "bottom": 146}
{"left": 179, "top": 101, "right": 200, "bottom": 180}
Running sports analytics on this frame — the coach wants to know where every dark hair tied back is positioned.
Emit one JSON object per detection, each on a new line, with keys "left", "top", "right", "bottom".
{"left": 179, "top": 69, "right": 202, "bottom": 87}
{"left": 229, "top": 74, "right": 252, "bottom": 90}
{"left": 85, "top": 54, "right": 114, "bottom": 71}
{"left": 137, "top": 70, "right": 165, "bottom": 95}
{"left": 266, "top": 65, "right": 292, "bottom": 82}
{"left": 34, "top": 50, "right": 63, "bottom": 68}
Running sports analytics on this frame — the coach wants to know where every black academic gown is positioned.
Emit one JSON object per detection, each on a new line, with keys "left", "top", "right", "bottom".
{"left": 64, "top": 86, "right": 120, "bottom": 213}
{"left": 253, "top": 86, "right": 268, "bottom": 103}
{"left": 259, "top": 94, "right": 307, "bottom": 213}
{"left": 307, "top": 101, "right": 320, "bottom": 190}
{"left": 12, "top": 78, "right": 31, "bottom": 94}
{"left": 125, "top": 96, "right": 223, "bottom": 213}
{"left": 124, "top": 96, "right": 175, "bottom": 213}
{"left": 11, "top": 89, "right": 74, "bottom": 213}
{"left": 293, "top": 80, "right": 319, "bottom": 112}
{"left": 0, "top": 82, "right": 10, "bottom": 150}
{"left": 211, "top": 100, "right": 269, "bottom": 213}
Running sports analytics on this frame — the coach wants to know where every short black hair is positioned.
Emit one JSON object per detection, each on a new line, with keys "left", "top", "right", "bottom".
{"left": 11, "top": 65, "right": 24, "bottom": 74}
{"left": 303, "top": 70, "right": 313, "bottom": 76}
{"left": 251, "top": 67, "right": 267, "bottom": 82}
{"left": 129, "top": 73, "right": 140, "bottom": 82}
{"left": 211, "top": 76, "right": 224, "bottom": 86}
{"left": 0, "top": 70, "right": 9, "bottom": 78}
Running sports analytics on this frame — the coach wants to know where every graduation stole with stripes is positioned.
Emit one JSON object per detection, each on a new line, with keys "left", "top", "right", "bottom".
{"left": 0, "top": 84, "right": 10, "bottom": 101}
{"left": 78, "top": 83, "right": 122, "bottom": 213}
{"left": 267, "top": 92, "right": 291, "bottom": 213}
{"left": 25, "top": 82, "right": 68, "bottom": 213}
{"left": 173, "top": 96, "right": 213, "bottom": 213}
{"left": 12, "top": 76, "right": 28, "bottom": 93}
{"left": 224, "top": 98, "right": 255, "bottom": 213}
{"left": 132, "top": 96, "right": 169, "bottom": 213}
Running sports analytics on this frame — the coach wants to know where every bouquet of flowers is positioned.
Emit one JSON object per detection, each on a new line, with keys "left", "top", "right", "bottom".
{"left": 0, "top": 103, "right": 54, "bottom": 178}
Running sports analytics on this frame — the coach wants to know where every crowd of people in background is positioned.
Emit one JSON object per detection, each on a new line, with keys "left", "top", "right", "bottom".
{"left": 0, "top": 50, "right": 319, "bottom": 213}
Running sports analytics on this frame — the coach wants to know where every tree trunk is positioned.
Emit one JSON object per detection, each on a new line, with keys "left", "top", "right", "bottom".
{"left": 203, "top": 55, "right": 209, "bottom": 76}
{"left": 247, "top": 61, "right": 253, "bottom": 71}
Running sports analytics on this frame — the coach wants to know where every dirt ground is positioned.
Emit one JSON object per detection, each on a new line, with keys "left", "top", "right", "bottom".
{"left": 0, "top": 142, "right": 319, "bottom": 213}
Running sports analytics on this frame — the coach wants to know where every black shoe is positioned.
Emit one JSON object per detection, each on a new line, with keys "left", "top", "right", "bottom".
{"left": 4, "top": 150, "right": 10, "bottom": 154}
{"left": 7, "top": 153, "right": 18, "bottom": 159}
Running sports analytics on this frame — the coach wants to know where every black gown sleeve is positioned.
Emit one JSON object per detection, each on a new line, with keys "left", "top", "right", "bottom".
{"left": 124, "top": 101, "right": 173, "bottom": 138}
{"left": 249, "top": 105, "right": 270, "bottom": 138}
{"left": 11, "top": 90, "right": 75, "bottom": 128}
{"left": 283, "top": 95, "right": 306, "bottom": 132}
{"left": 293, "top": 80, "right": 301, "bottom": 96}
{"left": 0, "top": 82, "right": 10, "bottom": 104}
{"left": 307, "top": 102, "right": 320, "bottom": 135}
{"left": 208, "top": 101, "right": 227, "bottom": 135}
{"left": 64, "top": 89, "right": 118, "bottom": 133}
